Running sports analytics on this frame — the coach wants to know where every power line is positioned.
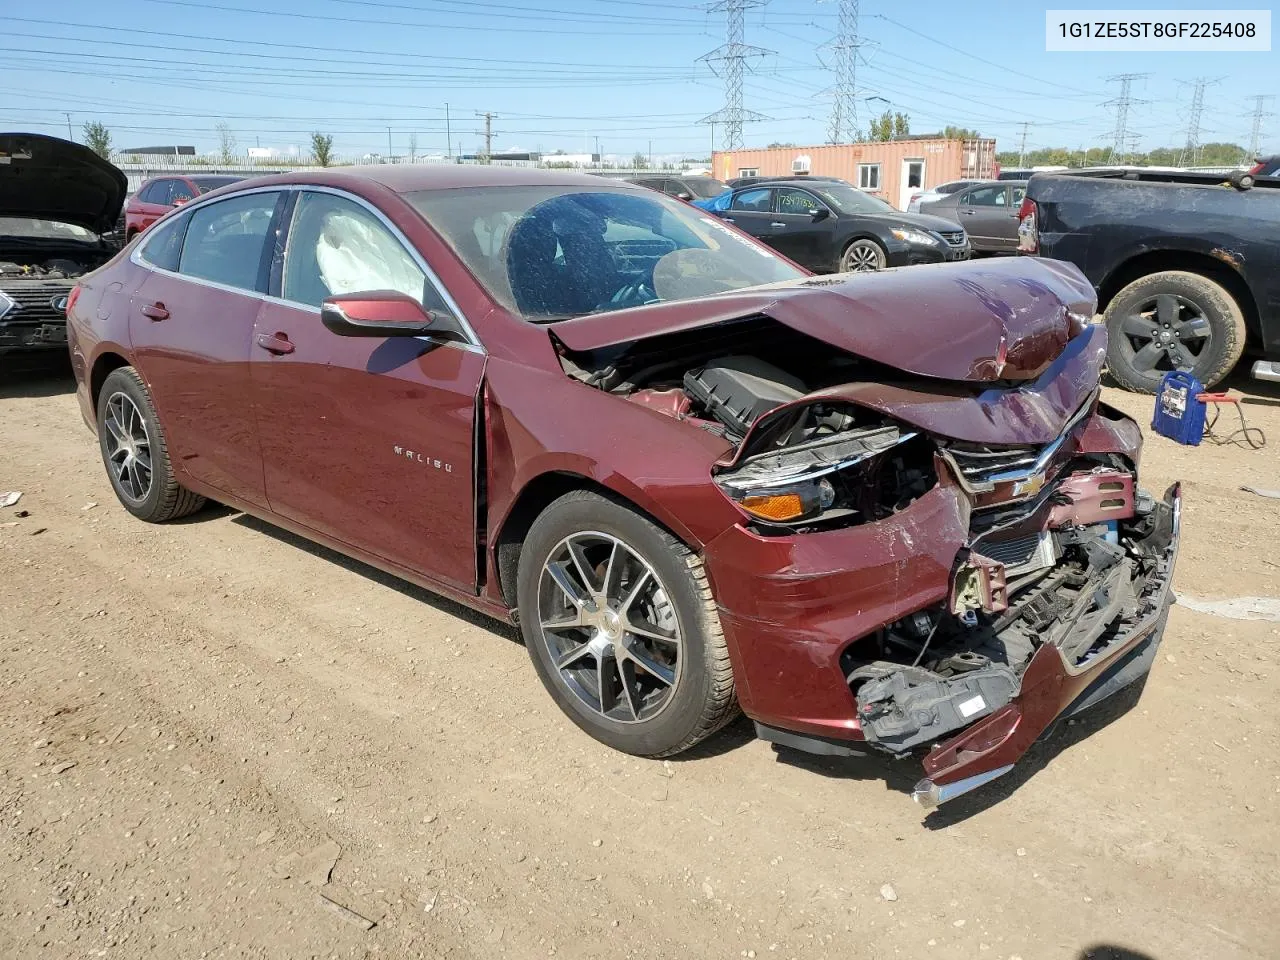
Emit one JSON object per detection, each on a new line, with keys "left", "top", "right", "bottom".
{"left": 476, "top": 111, "right": 497, "bottom": 162}
{"left": 823, "top": 0, "right": 862, "bottom": 143}
{"left": 1176, "top": 78, "right": 1219, "bottom": 167}
{"left": 699, "top": 0, "right": 771, "bottom": 151}
{"left": 1103, "top": 73, "right": 1149, "bottom": 163}
{"left": 1018, "top": 121, "right": 1030, "bottom": 166}
{"left": 1245, "top": 94, "right": 1275, "bottom": 160}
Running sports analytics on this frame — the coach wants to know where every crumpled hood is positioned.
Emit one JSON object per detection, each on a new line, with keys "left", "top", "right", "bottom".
{"left": 0, "top": 133, "right": 127, "bottom": 235}
{"left": 551, "top": 256, "right": 1096, "bottom": 383}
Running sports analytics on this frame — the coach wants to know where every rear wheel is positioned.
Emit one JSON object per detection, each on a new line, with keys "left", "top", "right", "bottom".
{"left": 840, "top": 239, "right": 887, "bottom": 273}
{"left": 97, "top": 367, "right": 206, "bottom": 522}
{"left": 1103, "top": 271, "right": 1246, "bottom": 393}
{"left": 516, "top": 490, "right": 737, "bottom": 757}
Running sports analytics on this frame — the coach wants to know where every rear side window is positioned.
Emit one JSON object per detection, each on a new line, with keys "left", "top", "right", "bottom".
{"left": 138, "top": 213, "right": 189, "bottom": 272}
{"left": 731, "top": 188, "right": 771, "bottom": 212}
{"left": 178, "top": 191, "right": 282, "bottom": 292}
{"left": 965, "top": 185, "right": 1008, "bottom": 207}
{"left": 139, "top": 180, "right": 171, "bottom": 204}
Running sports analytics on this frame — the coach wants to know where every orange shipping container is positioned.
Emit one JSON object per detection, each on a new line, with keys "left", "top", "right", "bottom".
{"left": 712, "top": 138, "right": 997, "bottom": 211}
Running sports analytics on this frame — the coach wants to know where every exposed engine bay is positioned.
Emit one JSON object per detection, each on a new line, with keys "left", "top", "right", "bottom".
{"left": 557, "top": 310, "right": 1178, "bottom": 764}
{"left": 0, "top": 255, "right": 100, "bottom": 353}
{"left": 0, "top": 256, "right": 93, "bottom": 280}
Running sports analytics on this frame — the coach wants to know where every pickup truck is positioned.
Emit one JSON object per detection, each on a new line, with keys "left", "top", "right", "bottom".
{"left": 1017, "top": 168, "right": 1280, "bottom": 392}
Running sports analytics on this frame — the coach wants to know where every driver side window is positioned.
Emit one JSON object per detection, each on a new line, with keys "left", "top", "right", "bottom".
{"left": 282, "top": 191, "right": 451, "bottom": 315}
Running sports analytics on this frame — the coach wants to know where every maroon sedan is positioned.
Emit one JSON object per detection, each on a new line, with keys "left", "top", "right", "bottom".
{"left": 66, "top": 166, "right": 1181, "bottom": 808}
{"left": 123, "top": 174, "right": 244, "bottom": 241}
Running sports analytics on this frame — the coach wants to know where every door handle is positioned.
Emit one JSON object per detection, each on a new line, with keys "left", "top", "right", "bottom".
{"left": 961, "top": 209, "right": 976, "bottom": 215}
{"left": 770, "top": 222, "right": 786, "bottom": 228}
{"left": 140, "top": 301, "right": 169, "bottom": 321}
{"left": 723, "top": 216, "right": 735, "bottom": 223}
{"left": 256, "top": 332, "right": 295, "bottom": 355}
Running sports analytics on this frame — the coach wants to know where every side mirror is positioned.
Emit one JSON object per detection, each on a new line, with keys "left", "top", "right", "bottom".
{"left": 811, "top": 207, "right": 831, "bottom": 222}
{"left": 676, "top": 192, "right": 693, "bottom": 202}
{"left": 172, "top": 197, "right": 190, "bottom": 207}
{"left": 321, "top": 291, "right": 435, "bottom": 337}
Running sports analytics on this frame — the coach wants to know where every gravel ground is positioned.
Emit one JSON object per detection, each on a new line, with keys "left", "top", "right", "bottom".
{"left": 1, "top": 358, "right": 1277, "bottom": 960}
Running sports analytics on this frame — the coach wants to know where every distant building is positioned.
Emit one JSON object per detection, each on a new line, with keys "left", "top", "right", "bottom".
{"left": 712, "top": 138, "right": 997, "bottom": 211}
{"left": 118, "top": 145, "right": 196, "bottom": 157}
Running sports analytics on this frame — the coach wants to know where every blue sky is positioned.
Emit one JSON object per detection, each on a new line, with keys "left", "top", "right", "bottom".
{"left": 3, "top": 0, "right": 1276, "bottom": 160}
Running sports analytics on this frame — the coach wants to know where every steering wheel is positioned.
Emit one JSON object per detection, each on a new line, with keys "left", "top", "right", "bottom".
{"left": 597, "top": 280, "right": 658, "bottom": 311}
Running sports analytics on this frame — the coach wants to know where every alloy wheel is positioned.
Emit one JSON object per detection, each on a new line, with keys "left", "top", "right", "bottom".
{"left": 103, "top": 391, "right": 153, "bottom": 502}
{"left": 1118, "top": 293, "right": 1212, "bottom": 374}
{"left": 537, "top": 531, "right": 682, "bottom": 724}
{"left": 844, "top": 242, "right": 882, "bottom": 272}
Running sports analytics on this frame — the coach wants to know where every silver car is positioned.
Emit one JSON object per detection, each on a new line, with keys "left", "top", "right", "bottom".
{"left": 919, "top": 180, "right": 1028, "bottom": 254}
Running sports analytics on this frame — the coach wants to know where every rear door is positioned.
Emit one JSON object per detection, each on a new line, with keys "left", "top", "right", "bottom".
{"left": 251, "top": 187, "right": 485, "bottom": 591}
{"left": 132, "top": 180, "right": 174, "bottom": 234}
{"left": 129, "top": 188, "right": 285, "bottom": 507}
{"left": 721, "top": 187, "right": 774, "bottom": 243}
{"left": 958, "top": 184, "right": 1014, "bottom": 250}
{"left": 769, "top": 186, "right": 838, "bottom": 270}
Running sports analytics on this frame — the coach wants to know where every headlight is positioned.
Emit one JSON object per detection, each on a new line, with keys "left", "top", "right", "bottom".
{"left": 725, "top": 478, "right": 837, "bottom": 523}
{"left": 890, "top": 228, "right": 940, "bottom": 246}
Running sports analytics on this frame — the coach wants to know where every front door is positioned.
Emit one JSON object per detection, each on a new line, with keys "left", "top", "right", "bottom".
{"left": 899, "top": 159, "right": 925, "bottom": 211}
{"left": 958, "top": 183, "right": 1014, "bottom": 250}
{"left": 251, "top": 188, "right": 485, "bottom": 591}
{"left": 769, "top": 186, "right": 838, "bottom": 270}
{"left": 129, "top": 189, "right": 285, "bottom": 508}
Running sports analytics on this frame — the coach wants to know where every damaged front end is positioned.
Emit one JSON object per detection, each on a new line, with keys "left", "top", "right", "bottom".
{"left": 549, "top": 259, "right": 1180, "bottom": 807}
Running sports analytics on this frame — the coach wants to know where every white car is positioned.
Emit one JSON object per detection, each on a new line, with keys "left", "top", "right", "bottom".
{"left": 906, "top": 179, "right": 984, "bottom": 213}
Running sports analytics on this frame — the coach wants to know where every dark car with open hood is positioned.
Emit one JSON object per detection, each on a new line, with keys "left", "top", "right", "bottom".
{"left": 0, "top": 133, "right": 126, "bottom": 359}
{"left": 66, "top": 166, "right": 1180, "bottom": 809}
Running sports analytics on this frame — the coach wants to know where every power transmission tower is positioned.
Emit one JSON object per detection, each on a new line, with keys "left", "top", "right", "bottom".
{"left": 1176, "top": 78, "right": 1219, "bottom": 167}
{"left": 476, "top": 112, "right": 496, "bottom": 163}
{"left": 699, "top": 0, "right": 771, "bottom": 152}
{"left": 822, "top": 0, "right": 862, "bottom": 143}
{"left": 1103, "top": 73, "right": 1149, "bottom": 163}
{"left": 1017, "top": 121, "right": 1030, "bottom": 167}
{"left": 1245, "top": 94, "right": 1275, "bottom": 161}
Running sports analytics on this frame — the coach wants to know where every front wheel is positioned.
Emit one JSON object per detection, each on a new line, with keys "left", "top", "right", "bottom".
{"left": 1103, "top": 271, "right": 1246, "bottom": 393}
{"left": 841, "top": 239, "right": 887, "bottom": 272}
{"left": 516, "top": 490, "right": 737, "bottom": 757}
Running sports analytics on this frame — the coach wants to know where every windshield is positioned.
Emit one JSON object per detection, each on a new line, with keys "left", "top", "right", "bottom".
{"left": 0, "top": 218, "right": 97, "bottom": 242}
{"left": 807, "top": 183, "right": 895, "bottom": 214}
{"left": 406, "top": 186, "right": 805, "bottom": 321}
{"left": 683, "top": 177, "right": 730, "bottom": 198}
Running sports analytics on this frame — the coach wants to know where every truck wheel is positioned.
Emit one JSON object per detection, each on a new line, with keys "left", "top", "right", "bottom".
{"left": 97, "top": 367, "right": 206, "bottom": 523}
{"left": 841, "top": 239, "right": 886, "bottom": 272}
{"left": 516, "top": 490, "right": 738, "bottom": 757}
{"left": 1103, "top": 271, "right": 1246, "bottom": 393}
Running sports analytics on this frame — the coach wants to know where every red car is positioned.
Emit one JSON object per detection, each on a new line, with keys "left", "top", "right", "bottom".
{"left": 123, "top": 174, "right": 244, "bottom": 241}
{"left": 67, "top": 167, "right": 1181, "bottom": 808}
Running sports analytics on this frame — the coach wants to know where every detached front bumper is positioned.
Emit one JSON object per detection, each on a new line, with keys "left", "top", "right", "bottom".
{"left": 704, "top": 478, "right": 1181, "bottom": 807}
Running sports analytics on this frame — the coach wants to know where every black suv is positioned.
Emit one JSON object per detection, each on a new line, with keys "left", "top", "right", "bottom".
{"left": 704, "top": 178, "right": 969, "bottom": 273}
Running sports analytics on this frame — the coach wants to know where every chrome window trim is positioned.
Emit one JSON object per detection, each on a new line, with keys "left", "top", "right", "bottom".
{"left": 129, "top": 183, "right": 484, "bottom": 353}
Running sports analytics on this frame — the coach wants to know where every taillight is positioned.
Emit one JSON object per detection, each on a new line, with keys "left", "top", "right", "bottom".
{"left": 1016, "top": 197, "right": 1038, "bottom": 254}
{"left": 65, "top": 285, "right": 82, "bottom": 316}
{"left": 1248, "top": 160, "right": 1264, "bottom": 175}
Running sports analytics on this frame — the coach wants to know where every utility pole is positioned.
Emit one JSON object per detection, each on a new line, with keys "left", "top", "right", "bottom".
{"left": 699, "top": 0, "right": 771, "bottom": 151}
{"left": 445, "top": 103, "right": 452, "bottom": 158}
{"left": 1103, "top": 73, "right": 1149, "bottom": 164}
{"left": 387, "top": 127, "right": 393, "bottom": 161}
{"left": 1176, "top": 78, "right": 1219, "bottom": 167}
{"left": 65, "top": 113, "right": 72, "bottom": 140}
{"left": 1245, "top": 94, "right": 1275, "bottom": 161}
{"left": 648, "top": 139, "right": 652, "bottom": 168}
{"left": 1017, "top": 121, "right": 1030, "bottom": 167}
{"left": 823, "top": 0, "right": 862, "bottom": 144}
{"left": 476, "top": 112, "right": 496, "bottom": 164}
{"left": 594, "top": 135, "right": 601, "bottom": 162}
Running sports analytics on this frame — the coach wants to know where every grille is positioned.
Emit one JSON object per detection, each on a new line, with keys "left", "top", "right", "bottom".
{"left": 978, "top": 534, "right": 1040, "bottom": 568}
{"left": 946, "top": 444, "right": 1043, "bottom": 486}
{"left": 937, "top": 230, "right": 967, "bottom": 247}
{"left": 0, "top": 282, "right": 73, "bottom": 327}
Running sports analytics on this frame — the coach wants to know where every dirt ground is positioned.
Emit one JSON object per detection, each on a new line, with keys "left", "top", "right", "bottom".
{"left": 1, "top": 357, "right": 1277, "bottom": 960}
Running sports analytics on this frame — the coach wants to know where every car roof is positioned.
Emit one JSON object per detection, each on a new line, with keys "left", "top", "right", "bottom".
{"left": 237, "top": 164, "right": 641, "bottom": 195}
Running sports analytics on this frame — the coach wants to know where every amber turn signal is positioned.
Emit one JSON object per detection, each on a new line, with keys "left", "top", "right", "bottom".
{"left": 738, "top": 493, "right": 806, "bottom": 522}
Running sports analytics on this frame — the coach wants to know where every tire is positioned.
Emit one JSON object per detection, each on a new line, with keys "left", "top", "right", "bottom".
{"left": 840, "top": 238, "right": 887, "bottom": 273}
{"left": 96, "top": 367, "right": 206, "bottom": 523}
{"left": 516, "top": 490, "right": 738, "bottom": 757}
{"left": 1103, "top": 271, "right": 1246, "bottom": 393}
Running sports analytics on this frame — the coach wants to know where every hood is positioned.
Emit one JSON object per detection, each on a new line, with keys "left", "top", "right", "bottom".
{"left": 552, "top": 256, "right": 1096, "bottom": 383}
{"left": 879, "top": 210, "right": 965, "bottom": 233}
{"left": 0, "top": 133, "right": 128, "bottom": 235}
